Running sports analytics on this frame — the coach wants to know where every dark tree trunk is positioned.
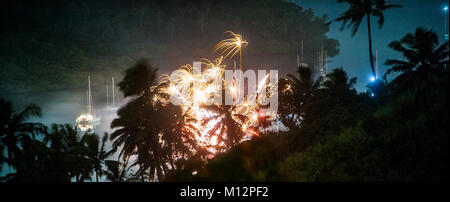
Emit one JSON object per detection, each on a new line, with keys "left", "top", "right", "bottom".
{"left": 367, "top": 14, "right": 376, "bottom": 77}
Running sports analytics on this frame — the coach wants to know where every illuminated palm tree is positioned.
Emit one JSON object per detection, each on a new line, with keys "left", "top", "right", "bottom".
{"left": 110, "top": 91, "right": 168, "bottom": 180}
{"left": 202, "top": 104, "right": 246, "bottom": 149}
{"left": 111, "top": 59, "right": 188, "bottom": 181}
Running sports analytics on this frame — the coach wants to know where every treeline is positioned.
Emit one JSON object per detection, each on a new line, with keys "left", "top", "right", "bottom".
{"left": 0, "top": 102, "right": 133, "bottom": 181}
{"left": 0, "top": 0, "right": 338, "bottom": 92}
{"left": 1, "top": 27, "right": 447, "bottom": 182}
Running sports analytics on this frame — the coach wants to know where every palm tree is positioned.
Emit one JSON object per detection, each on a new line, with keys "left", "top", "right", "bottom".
{"left": 153, "top": 102, "right": 193, "bottom": 166}
{"left": 384, "top": 27, "right": 449, "bottom": 96}
{"left": 385, "top": 27, "right": 449, "bottom": 77}
{"left": 118, "top": 59, "right": 158, "bottom": 97}
{"left": 82, "top": 132, "right": 116, "bottom": 182}
{"left": 43, "top": 124, "right": 93, "bottom": 182}
{"left": 1, "top": 133, "right": 49, "bottom": 182}
{"left": 111, "top": 59, "right": 163, "bottom": 180}
{"left": 2, "top": 123, "right": 93, "bottom": 182}
{"left": 110, "top": 91, "right": 167, "bottom": 181}
{"left": 0, "top": 98, "right": 46, "bottom": 178}
{"left": 278, "top": 66, "right": 320, "bottom": 129}
{"left": 111, "top": 59, "right": 185, "bottom": 181}
{"left": 322, "top": 68, "right": 358, "bottom": 94}
{"left": 201, "top": 104, "right": 246, "bottom": 150}
{"left": 331, "top": 0, "right": 401, "bottom": 77}
{"left": 104, "top": 160, "right": 131, "bottom": 182}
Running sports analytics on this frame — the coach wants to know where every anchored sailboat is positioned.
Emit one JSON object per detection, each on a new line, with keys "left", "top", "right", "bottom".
{"left": 76, "top": 76, "right": 101, "bottom": 131}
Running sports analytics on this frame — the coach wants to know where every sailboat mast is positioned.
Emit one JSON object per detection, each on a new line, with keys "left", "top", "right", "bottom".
{"left": 86, "top": 90, "right": 89, "bottom": 112}
{"left": 88, "top": 76, "right": 92, "bottom": 113}
{"left": 106, "top": 83, "right": 109, "bottom": 107}
{"left": 112, "top": 77, "right": 115, "bottom": 106}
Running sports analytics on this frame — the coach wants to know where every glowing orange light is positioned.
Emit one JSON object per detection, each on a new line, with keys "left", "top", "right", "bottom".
{"left": 157, "top": 31, "right": 274, "bottom": 157}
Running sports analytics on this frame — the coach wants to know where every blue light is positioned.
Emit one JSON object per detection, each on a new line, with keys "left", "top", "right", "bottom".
{"left": 370, "top": 76, "right": 376, "bottom": 82}
{"left": 370, "top": 93, "right": 375, "bottom": 97}
{"left": 444, "top": 5, "right": 449, "bottom": 11}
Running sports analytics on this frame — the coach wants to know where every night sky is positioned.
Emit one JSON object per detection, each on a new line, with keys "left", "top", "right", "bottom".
{"left": 297, "top": 0, "right": 448, "bottom": 90}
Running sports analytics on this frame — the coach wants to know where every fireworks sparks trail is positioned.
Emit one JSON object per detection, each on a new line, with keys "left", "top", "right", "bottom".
{"left": 214, "top": 31, "right": 248, "bottom": 60}
{"left": 158, "top": 31, "right": 277, "bottom": 156}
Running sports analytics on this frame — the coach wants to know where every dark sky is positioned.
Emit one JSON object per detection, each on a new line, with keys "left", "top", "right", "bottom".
{"left": 296, "top": 0, "right": 449, "bottom": 90}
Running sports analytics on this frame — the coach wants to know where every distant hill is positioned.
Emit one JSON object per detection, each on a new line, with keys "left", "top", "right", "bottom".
{"left": 0, "top": 0, "right": 339, "bottom": 93}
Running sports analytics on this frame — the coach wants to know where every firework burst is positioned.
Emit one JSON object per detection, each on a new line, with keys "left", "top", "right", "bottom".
{"left": 158, "top": 31, "right": 276, "bottom": 156}
{"left": 214, "top": 31, "right": 248, "bottom": 59}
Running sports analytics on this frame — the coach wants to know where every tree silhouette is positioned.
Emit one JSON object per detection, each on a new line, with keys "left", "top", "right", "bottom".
{"left": 331, "top": 0, "right": 401, "bottom": 77}
{"left": 322, "top": 68, "right": 357, "bottom": 94}
{"left": 104, "top": 160, "right": 131, "bottom": 182}
{"left": 384, "top": 27, "right": 449, "bottom": 119}
{"left": 0, "top": 98, "right": 46, "bottom": 181}
{"left": 83, "top": 132, "right": 116, "bottom": 182}
{"left": 111, "top": 59, "right": 188, "bottom": 181}
{"left": 385, "top": 27, "right": 449, "bottom": 83}
{"left": 43, "top": 124, "right": 94, "bottom": 182}
{"left": 110, "top": 89, "right": 168, "bottom": 181}
{"left": 278, "top": 66, "right": 320, "bottom": 129}
{"left": 201, "top": 104, "right": 246, "bottom": 150}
